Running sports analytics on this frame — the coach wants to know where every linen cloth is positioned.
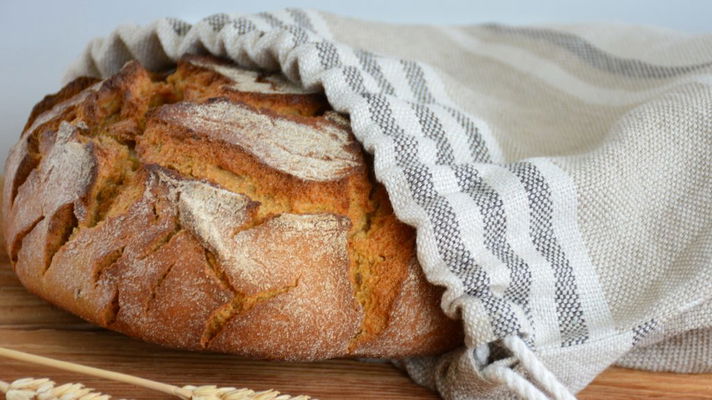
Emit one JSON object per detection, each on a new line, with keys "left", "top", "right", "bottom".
{"left": 64, "top": 10, "right": 712, "bottom": 399}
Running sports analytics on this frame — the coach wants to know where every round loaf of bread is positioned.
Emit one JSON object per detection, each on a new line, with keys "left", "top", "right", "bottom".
{"left": 2, "top": 55, "right": 462, "bottom": 360}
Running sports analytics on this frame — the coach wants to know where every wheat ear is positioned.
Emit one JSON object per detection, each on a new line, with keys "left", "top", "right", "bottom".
{"left": 0, "top": 347, "right": 312, "bottom": 399}
{"left": 0, "top": 377, "right": 112, "bottom": 400}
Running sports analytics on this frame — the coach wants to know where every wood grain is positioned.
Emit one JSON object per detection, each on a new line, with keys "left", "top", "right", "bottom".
{"left": 1, "top": 246, "right": 711, "bottom": 399}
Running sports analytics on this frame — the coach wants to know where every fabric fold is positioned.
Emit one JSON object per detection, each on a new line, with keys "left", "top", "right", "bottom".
{"left": 64, "top": 9, "right": 712, "bottom": 399}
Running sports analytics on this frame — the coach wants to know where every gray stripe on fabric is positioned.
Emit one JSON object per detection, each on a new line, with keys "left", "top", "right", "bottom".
{"left": 257, "top": 12, "right": 310, "bottom": 45}
{"left": 447, "top": 108, "right": 491, "bottom": 162}
{"left": 231, "top": 17, "right": 257, "bottom": 35}
{"left": 315, "top": 41, "right": 341, "bottom": 69}
{"left": 205, "top": 13, "right": 230, "bottom": 32}
{"left": 166, "top": 18, "right": 191, "bottom": 36}
{"left": 632, "top": 319, "right": 660, "bottom": 346}
{"left": 366, "top": 94, "right": 521, "bottom": 338}
{"left": 399, "top": 60, "right": 491, "bottom": 162}
{"left": 409, "top": 104, "right": 456, "bottom": 164}
{"left": 313, "top": 40, "right": 522, "bottom": 339}
{"left": 509, "top": 162, "right": 589, "bottom": 347}
{"left": 409, "top": 99, "right": 536, "bottom": 343}
{"left": 286, "top": 8, "right": 317, "bottom": 33}
{"left": 485, "top": 24, "right": 712, "bottom": 79}
{"left": 343, "top": 65, "right": 369, "bottom": 94}
{"left": 401, "top": 60, "right": 436, "bottom": 103}
{"left": 355, "top": 50, "right": 396, "bottom": 95}
{"left": 257, "top": 12, "right": 284, "bottom": 28}
{"left": 452, "top": 164, "right": 535, "bottom": 339}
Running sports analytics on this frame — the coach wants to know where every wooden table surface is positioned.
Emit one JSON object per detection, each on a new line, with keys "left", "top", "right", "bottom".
{"left": 1, "top": 252, "right": 711, "bottom": 399}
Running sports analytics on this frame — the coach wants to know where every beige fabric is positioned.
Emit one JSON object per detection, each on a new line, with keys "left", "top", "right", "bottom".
{"left": 64, "top": 10, "right": 712, "bottom": 399}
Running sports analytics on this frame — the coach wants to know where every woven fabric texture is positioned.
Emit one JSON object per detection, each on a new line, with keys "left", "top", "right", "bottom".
{"left": 63, "top": 10, "right": 712, "bottom": 399}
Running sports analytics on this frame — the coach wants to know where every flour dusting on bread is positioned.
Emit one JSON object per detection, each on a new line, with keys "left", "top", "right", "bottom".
{"left": 24, "top": 83, "right": 101, "bottom": 136}
{"left": 154, "top": 167, "right": 256, "bottom": 256}
{"left": 2, "top": 54, "right": 463, "bottom": 361}
{"left": 156, "top": 100, "right": 360, "bottom": 182}
{"left": 8, "top": 122, "right": 95, "bottom": 243}
{"left": 188, "top": 58, "right": 316, "bottom": 95}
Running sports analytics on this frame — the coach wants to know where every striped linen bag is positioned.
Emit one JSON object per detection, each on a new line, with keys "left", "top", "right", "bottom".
{"left": 64, "top": 10, "right": 712, "bottom": 399}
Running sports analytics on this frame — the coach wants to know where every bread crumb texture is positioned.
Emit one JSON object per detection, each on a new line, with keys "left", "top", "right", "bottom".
{"left": 2, "top": 55, "right": 462, "bottom": 360}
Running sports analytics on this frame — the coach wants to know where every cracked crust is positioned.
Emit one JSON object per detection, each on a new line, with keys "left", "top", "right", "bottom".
{"left": 2, "top": 55, "right": 463, "bottom": 360}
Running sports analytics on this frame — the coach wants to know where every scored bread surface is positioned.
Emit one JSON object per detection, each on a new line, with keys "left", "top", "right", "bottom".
{"left": 2, "top": 55, "right": 462, "bottom": 360}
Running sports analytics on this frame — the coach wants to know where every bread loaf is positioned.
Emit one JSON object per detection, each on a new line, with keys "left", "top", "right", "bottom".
{"left": 2, "top": 55, "right": 463, "bottom": 360}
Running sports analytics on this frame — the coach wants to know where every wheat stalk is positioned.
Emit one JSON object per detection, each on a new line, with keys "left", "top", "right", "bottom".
{"left": 0, "top": 347, "right": 312, "bottom": 400}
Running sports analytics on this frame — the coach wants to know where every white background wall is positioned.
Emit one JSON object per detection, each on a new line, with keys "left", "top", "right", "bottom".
{"left": 1, "top": 0, "right": 710, "bottom": 163}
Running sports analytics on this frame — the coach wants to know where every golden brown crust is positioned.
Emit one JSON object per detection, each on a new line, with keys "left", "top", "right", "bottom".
{"left": 23, "top": 77, "right": 101, "bottom": 135}
{"left": 2, "top": 55, "right": 463, "bottom": 360}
